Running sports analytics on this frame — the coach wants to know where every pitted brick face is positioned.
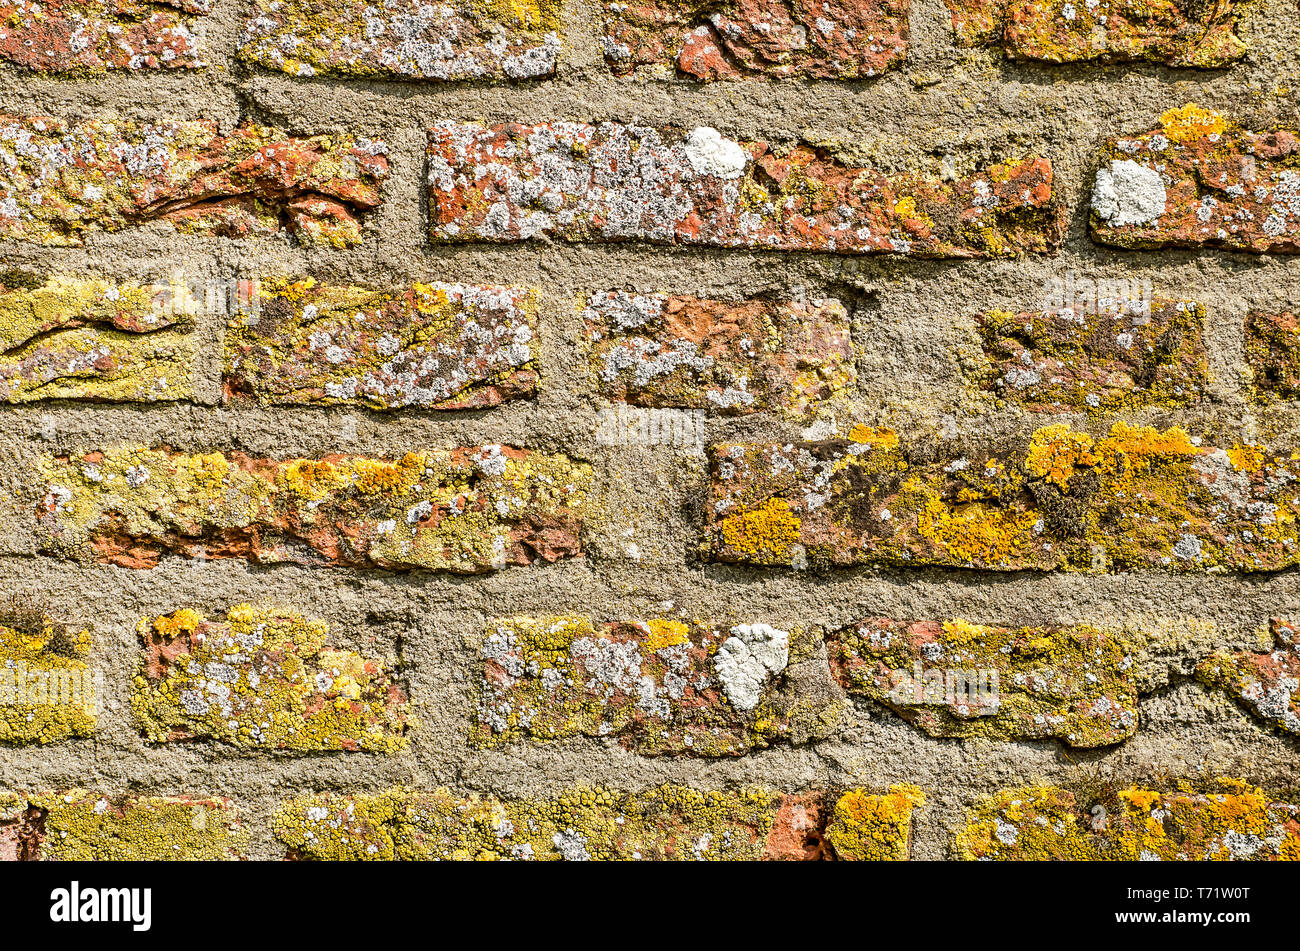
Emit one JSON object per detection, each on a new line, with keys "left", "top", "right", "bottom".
{"left": 0, "top": 116, "right": 389, "bottom": 247}
{"left": 239, "top": 0, "right": 563, "bottom": 79}
{"left": 0, "top": 0, "right": 212, "bottom": 74}
{"left": 584, "top": 290, "right": 854, "bottom": 416}
{"left": 601, "top": 0, "right": 909, "bottom": 80}
{"left": 1090, "top": 105, "right": 1300, "bottom": 253}
{"left": 426, "top": 121, "right": 1061, "bottom": 256}
{"left": 945, "top": 0, "right": 1247, "bottom": 67}
{"left": 1245, "top": 311, "right": 1300, "bottom": 399}
{"left": 225, "top": 279, "right": 539, "bottom": 410}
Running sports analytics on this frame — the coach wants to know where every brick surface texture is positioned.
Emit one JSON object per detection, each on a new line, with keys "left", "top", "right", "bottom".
{"left": 0, "top": 0, "right": 1296, "bottom": 864}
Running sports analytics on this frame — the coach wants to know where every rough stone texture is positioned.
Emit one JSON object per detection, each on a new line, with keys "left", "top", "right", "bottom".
{"left": 273, "top": 783, "right": 919, "bottom": 859}
{"left": 0, "top": 0, "right": 211, "bottom": 74}
{"left": 1244, "top": 310, "right": 1300, "bottom": 399}
{"left": 239, "top": 0, "right": 563, "bottom": 80}
{"left": 36, "top": 445, "right": 593, "bottom": 572}
{"left": 600, "top": 0, "right": 909, "bottom": 80}
{"left": 975, "top": 297, "right": 1207, "bottom": 412}
{"left": 224, "top": 278, "right": 538, "bottom": 410}
{"left": 827, "top": 618, "right": 1137, "bottom": 746}
{"left": 0, "top": 116, "right": 388, "bottom": 248}
{"left": 0, "top": 275, "right": 193, "bottom": 403}
{"left": 584, "top": 290, "right": 853, "bottom": 416}
{"left": 957, "top": 780, "right": 1300, "bottom": 860}
{"left": 945, "top": 0, "right": 1247, "bottom": 67}
{"left": 0, "top": 790, "right": 246, "bottom": 860}
{"left": 1197, "top": 618, "right": 1300, "bottom": 736}
{"left": 427, "top": 121, "right": 1061, "bottom": 257}
{"left": 0, "top": 610, "right": 95, "bottom": 744}
{"left": 473, "top": 614, "right": 840, "bottom": 755}
{"left": 702, "top": 423, "right": 1300, "bottom": 571}
{"left": 1090, "top": 105, "right": 1300, "bottom": 254}
{"left": 132, "top": 605, "right": 410, "bottom": 751}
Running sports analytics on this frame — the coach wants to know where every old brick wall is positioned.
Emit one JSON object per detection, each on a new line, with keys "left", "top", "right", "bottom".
{"left": 0, "top": 0, "right": 1297, "bottom": 860}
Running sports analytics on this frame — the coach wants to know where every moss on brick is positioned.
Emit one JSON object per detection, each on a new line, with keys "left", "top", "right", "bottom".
{"left": 131, "top": 604, "right": 411, "bottom": 752}
{"left": 957, "top": 779, "right": 1300, "bottom": 860}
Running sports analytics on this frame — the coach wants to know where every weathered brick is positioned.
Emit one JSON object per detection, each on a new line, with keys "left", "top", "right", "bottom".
{"left": 133, "top": 605, "right": 410, "bottom": 752}
{"left": 1197, "top": 618, "right": 1300, "bottom": 736}
{"left": 0, "top": 275, "right": 193, "bottom": 403}
{"left": 600, "top": 0, "right": 908, "bottom": 80}
{"left": 0, "top": 116, "right": 388, "bottom": 247}
{"left": 473, "top": 614, "right": 840, "bottom": 755}
{"left": 827, "top": 618, "right": 1137, "bottom": 746}
{"left": 1244, "top": 310, "right": 1300, "bottom": 399}
{"left": 0, "top": 790, "right": 246, "bottom": 860}
{"left": 36, "top": 445, "right": 592, "bottom": 572}
{"left": 957, "top": 780, "right": 1300, "bottom": 860}
{"left": 584, "top": 290, "right": 853, "bottom": 416}
{"left": 239, "top": 0, "right": 562, "bottom": 80}
{"left": 701, "top": 423, "right": 1300, "bottom": 571}
{"left": 1090, "top": 104, "right": 1300, "bottom": 254}
{"left": 427, "top": 121, "right": 1061, "bottom": 256}
{"left": 224, "top": 279, "right": 538, "bottom": 410}
{"left": 273, "top": 784, "right": 921, "bottom": 859}
{"left": 945, "top": 0, "right": 1246, "bottom": 67}
{"left": 0, "top": 609, "right": 95, "bottom": 744}
{"left": 0, "top": 0, "right": 211, "bottom": 74}
{"left": 975, "top": 297, "right": 1207, "bottom": 412}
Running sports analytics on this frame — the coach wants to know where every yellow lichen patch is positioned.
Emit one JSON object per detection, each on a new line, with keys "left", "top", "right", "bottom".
{"left": 20, "top": 790, "right": 247, "bottom": 860}
{"left": 1159, "top": 104, "right": 1229, "bottom": 143}
{"left": 0, "top": 610, "right": 95, "bottom": 744}
{"left": 848, "top": 425, "right": 900, "bottom": 449}
{"left": 131, "top": 604, "right": 411, "bottom": 753}
{"left": 824, "top": 785, "right": 924, "bottom": 860}
{"left": 643, "top": 618, "right": 690, "bottom": 651}
{"left": 1227, "top": 442, "right": 1265, "bottom": 473}
{"left": 958, "top": 780, "right": 1300, "bottom": 860}
{"left": 274, "top": 783, "right": 785, "bottom": 860}
{"left": 718, "top": 498, "right": 801, "bottom": 562}
{"left": 1024, "top": 425, "right": 1097, "bottom": 488}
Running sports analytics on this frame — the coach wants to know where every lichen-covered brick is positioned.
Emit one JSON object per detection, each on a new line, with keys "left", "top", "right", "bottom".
{"left": 1244, "top": 311, "right": 1300, "bottom": 399}
{"left": 428, "top": 121, "right": 1061, "bottom": 256}
{"left": 133, "top": 605, "right": 410, "bottom": 752}
{"left": 1197, "top": 618, "right": 1300, "bottom": 736}
{"left": 957, "top": 780, "right": 1300, "bottom": 860}
{"left": 0, "top": 276, "right": 194, "bottom": 403}
{"left": 0, "top": 0, "right": 211, "bottom": 74}
{"left": 1090, "top": 104, "right": 1300, "bottom": 253}
{"left": 584, "top": 290, "right": 853, "bottom": 416}
{"left": 827, "top": 618, "right": 1137, "bottom": 746}
{"left": 225, "top": 279, "right": 538, "bottom": 410}
{"left": 473, "top": 614, "right": 839, "bottom": 755}
{"left": 975, "top": 297, "right": 1207, "bottom": 412}
{"left": 0, "top": 116, "right": 388, "bottom": 247}
{"left": 601, "top": 0, "right": 908, "bottom": 80}
{"left": 239, "top": 0, "right": 562, "bottom": 80}
{"left": 0, "top": 610, "right": 95, "bottom": 744}
{"left": 0, "top": 791, "right": 247, "bottom": 860}
{"left": 273, "top": 784, "right": 921, "bottom": 859}
{"left": 36, "top": 445, "right": 592, "bottom": 572}
{"left": 701, "top": 422, "right": 1300, "bottom": 572}
{"left": 945, "top": 0, "right": 1246, "bottom": 67}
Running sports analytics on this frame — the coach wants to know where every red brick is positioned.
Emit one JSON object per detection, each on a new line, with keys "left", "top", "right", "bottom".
{"left": 225, "top": 279, "right": 538, "bottom": 410}
{"left": 584, "top": 290, "right": 853, "bottom": 415}
{"left": 1197, "top": 618, "right": 1300, "bottom": 736}
{"left": 601, "top": 0, "right": 908, "bottom": 79}
{"left": 1090, "top": 105, "right": 1300, "bottom": 253}
{"left": 0, "top": 116, "right": 388, "bottom": 247}
{"left": 1244, "top": 311, "right": 1300, "bottom": 399}
{"left": 428, "top": 121, "right": 1061, "bottom": 256}
{"left": 945, "top": 0, "right": 1246, "bottom": 67}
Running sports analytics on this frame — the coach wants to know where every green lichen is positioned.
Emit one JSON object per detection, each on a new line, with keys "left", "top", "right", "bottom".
{"left": 957, "top": 779, "right": 1300, "bottom": 860}
{"left": 131, "top": 604, "right": 411, "bottom": 752}
{"left": 274, "top": 784, "right": 784, "bottom": 860}
{"left": 0, "top": 609, "right": 96, "bottom": 744}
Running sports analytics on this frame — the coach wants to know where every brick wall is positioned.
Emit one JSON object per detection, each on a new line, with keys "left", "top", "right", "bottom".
{"left": 0, "top": 0, "right": 1297, "bottom": 860}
